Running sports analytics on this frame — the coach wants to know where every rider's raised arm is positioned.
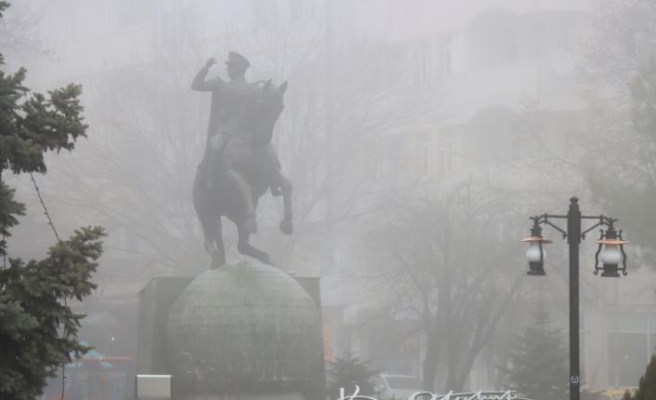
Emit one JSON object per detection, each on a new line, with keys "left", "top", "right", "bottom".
{"left": 191, "top": 59, "right": 224, "bottom": 91}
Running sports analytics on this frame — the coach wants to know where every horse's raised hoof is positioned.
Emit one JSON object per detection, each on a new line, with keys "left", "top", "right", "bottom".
{"left": 271, "top": 186, "right": 282, "bottom": 196}
{"left": 280, "top": 219, "right": 293, "bottom": 235}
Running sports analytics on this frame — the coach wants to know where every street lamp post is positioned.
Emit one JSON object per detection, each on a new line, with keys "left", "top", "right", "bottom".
{"left": 522, "top": 197, "right": 628, "bottom": 400}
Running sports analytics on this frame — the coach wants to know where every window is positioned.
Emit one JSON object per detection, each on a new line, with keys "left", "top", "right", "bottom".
{"left": 421, "top": 137, "right": 431, "bottom": 180}
{"left": 444, "top": 136, "right": 455, "bottom": 171}
{"left": 67, "top": 7, "right": 78, "bottom": 40}
{"left": 116, "top": 0, "right": 151, "bottom": 28}
{"left": 443, "top": 35, "right": 453, "bottom": 77}
{"left": 414, "top": 41, "right": 431, "bottom": 85}
{"left": 368, "top": 139, "right": 383, "bottom": 181}
{"left": 506, "top": 31, "right": 518, "bottom": 62}
{"left": 562, "top": 28, "right": 573, "bottom": 53}
{"left": 290, "top": 0, "right": 314, "bottom": 21}
{"left": 251, "top": 0, "right": 277, "bottom": 26}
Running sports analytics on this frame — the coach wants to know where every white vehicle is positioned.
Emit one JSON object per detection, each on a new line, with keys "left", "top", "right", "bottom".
{"left": 372, "top": 374, "right": 424, "bottom": 400}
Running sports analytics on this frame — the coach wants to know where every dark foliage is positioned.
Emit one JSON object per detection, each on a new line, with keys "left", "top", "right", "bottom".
{"left": 504, "top": 302, "right": 569, "bottom": 400}
{"left": 326, "top": 353, "right": 379, "bottom": 399}
{"left": 0, "top": 2, "right": 105, "bottom": 399}
{"left": 632, "top": 352, "right": 656, "bottom": 400}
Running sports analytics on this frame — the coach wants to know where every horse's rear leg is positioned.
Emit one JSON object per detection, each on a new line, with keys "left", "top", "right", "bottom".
{"left": 200, "top": 214, "right": 225, "bottom": 269}
{"left": 208, "top": 218, "right": 226, "bottom": 269}
{"left": 237, "top": 223, "right": 273, "bottom": 265}
{"left": 272, "top": 172, "right": 293, "bottom": 235}
{"left": 227, "top": 169, "right": 258, "bottom": 234}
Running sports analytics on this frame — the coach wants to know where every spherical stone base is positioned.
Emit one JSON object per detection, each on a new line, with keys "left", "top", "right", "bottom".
{"left": 166, "top": 260, "right": 323, "bottom": 394}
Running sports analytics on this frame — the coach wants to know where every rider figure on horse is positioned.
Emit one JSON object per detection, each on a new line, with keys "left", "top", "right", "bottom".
{"left": 192, "top": 51, "right": 279, "bottom": 234}
{"left": 191, "top": 51, "right": 292, "bottom": 267}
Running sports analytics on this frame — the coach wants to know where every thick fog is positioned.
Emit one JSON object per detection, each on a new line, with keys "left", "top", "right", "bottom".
{"left": 2, "top": 0, "right": 656, "bottom": 396}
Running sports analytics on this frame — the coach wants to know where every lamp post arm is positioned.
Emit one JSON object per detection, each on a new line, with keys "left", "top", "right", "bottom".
{"left": 580, "top": 216, "right": 616, "bottom": 239}
{"left": 580, "top": 221, "right": 603, "bottom": 240}
{"left": 529, "top": 214, "right": 567, "bottom": 239}
{"left": 542, "top": 218, "right": 567, "bottom": 239}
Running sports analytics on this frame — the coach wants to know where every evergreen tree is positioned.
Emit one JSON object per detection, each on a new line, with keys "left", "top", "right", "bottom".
{"left": 632, "top": 352, "right": 656, "bottom": 400}
{"left": 0, "top": 2, "right": 105, "bottom": 399}
{"left": 326, "top": 353, "right": 379, "bottom": 399}
{"left": 505, "top": 302, "right": 569, "bottom": 400}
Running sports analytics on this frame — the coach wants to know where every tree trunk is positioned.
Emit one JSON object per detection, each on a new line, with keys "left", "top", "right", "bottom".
{"left": 422, "top": 328, "right": 441, "bottom": 391}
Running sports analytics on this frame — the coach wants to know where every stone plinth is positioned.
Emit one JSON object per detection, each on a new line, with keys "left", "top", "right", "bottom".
{"left": 165, "top": 260, "right": 324, "bottom": 399}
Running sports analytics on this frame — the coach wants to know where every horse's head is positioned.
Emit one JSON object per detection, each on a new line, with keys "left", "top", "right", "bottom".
{"left": 247, "top": 79, "right": 287, "bottom": 145}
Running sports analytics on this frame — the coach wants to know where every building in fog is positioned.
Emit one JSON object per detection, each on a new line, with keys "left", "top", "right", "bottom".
{"left": 349, "top": 2, "right": 656, "bottom": 393}
{"left": 347, "top": 3, "right": 592, "bottom": 388}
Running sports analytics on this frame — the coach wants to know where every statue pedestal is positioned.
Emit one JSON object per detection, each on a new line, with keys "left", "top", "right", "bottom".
{"left": 138, "top": 260, "right": 325, "bottom": 400}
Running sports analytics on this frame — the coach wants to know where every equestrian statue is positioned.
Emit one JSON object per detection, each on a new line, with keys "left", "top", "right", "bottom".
{"left": 191, "top": 51, "right": 292, "bottom": 268}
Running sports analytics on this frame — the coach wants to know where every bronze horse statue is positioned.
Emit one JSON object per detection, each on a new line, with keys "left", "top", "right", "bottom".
{"left": 193, "top": 80, "right": 292, "bottom": 268}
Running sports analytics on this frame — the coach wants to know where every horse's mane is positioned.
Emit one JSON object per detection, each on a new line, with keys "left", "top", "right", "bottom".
{"left": 249, "top": 80, "right": 281, "bottom": 92}
{"left": 240, "top": 81, "right": 268, "bottom": 102}
{"left": 243, "top": 80, "right": 283, "bottom": 106}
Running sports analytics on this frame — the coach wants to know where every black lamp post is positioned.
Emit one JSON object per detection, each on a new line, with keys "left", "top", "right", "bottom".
{"left": 522, "top": 197, "right": 628, "bottom": 400}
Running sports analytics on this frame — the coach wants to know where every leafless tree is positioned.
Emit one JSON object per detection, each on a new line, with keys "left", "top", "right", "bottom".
{"left": 203, "top": 3, "right": 446, "bottom": 270}
{"left": 0, "top": 1, "right": 44, "bottom": 66}
{"left": 580, "top": 0, "right": 656, "bottom": 256}
{"left": 358, "top": 179, "right": 527, "bottom": 392}
{"left": 42, "top": 2, "right": 445, "bottom": 277}
{"left": 46, "top": 18, "right": 208, "bottom": 277}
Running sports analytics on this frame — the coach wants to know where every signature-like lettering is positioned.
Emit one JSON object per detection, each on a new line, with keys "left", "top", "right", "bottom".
{"left": 339, "top": 387, "right": 530, "bottom": 400}
{"left": 336, "top": 385, "right": 378, "bottom": 400}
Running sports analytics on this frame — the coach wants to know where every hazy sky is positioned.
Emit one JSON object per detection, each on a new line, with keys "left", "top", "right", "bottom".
{"left": 351, "top": 0, "right": 596, "bottom": 40}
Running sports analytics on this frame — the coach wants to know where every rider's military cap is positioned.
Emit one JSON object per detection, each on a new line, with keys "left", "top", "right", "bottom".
{"left": 225, "top": 51, "right": 250, "bottom": 70}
